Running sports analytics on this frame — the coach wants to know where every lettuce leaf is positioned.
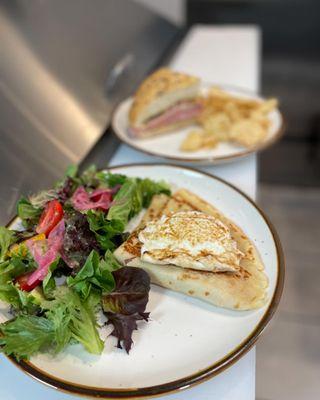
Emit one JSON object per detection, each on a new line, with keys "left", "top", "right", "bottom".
{"left": 0, "top": 281, "right": 40, "bottom": 317}
{"left": 102, "top": 267, "right": 150, "bottom": 353}
{"left": 80, "top": 165, "right": 99, "bottom": 188}
{"left": 47, "top": 301, "right": 72, "bottom": 353}
{"left": 106, "top": 313, "right": 149, "bottom": 353}
{"left": 0, "top": 257, "right": 35, "bottom": 285}
{"left": 107, "top": 179, "right": 141, "bottom": 230}
{"left": 65, "top": 165, "right": 78, "bottom": 179}
{"left": 62, "top": 164, "right": 99, "bottom": 189}
{"left": 83, "top": 173, "right": 170, "bottom": 251}
{"left": 67, "top": 166, "right": 126, "bottom": 189}
{"left": 0, "top": 315, "right": 55, "bottom": 360}
{"left": 96, "top": 171, "right": 127, "bottom": 188}
{"left": 44, "top": 287, "right": 104, "bottom": 355}
{"left": 0, "top": 286, "right": 104, "bottom": 359}
{"left": 0, "top": 261, "right": 10, "bottom": 284}
{"left": 87, "top": 210, "right": 124, "bottom": 250}
{"left": 137, "top": 178, "right": 171, "bottom": 207}
{"left": 97, "top": 177, "right": 170, "bottom": 250}
{"left": 67, "top": 250, "right": 116, "bottom": 299}
{"left": 101, "top": 250, "right": 122, "bottom": 272}
{"left": 68, "top": 292, "right": 103, "bottom": 355}
{"left": 17, "top": 197, "right": 42, "bottom": 229}
{"left": 0, "top": 227, "right": 16, "bottom": 262}
{"left": 42, "top": 258, "right": 60, "bottom": 298}
{"left": 0, "top": 257, "right": 40, "bottom": 312}
{"left": 107, "top": 177, "right": 171, "bottom": 225}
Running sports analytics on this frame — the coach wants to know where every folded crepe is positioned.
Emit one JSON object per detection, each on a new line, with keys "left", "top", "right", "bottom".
{"left": 114, "top": 189, "right": 268, "bottom": 310}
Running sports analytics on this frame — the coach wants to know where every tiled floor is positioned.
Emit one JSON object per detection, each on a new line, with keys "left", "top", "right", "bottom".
{"left": 256, "top": 184, "right": 320, "bottom": 400}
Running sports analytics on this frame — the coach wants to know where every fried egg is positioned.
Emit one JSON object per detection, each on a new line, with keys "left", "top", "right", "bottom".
{"left": 138, "top": 211, "right": 243, "bottom": 272}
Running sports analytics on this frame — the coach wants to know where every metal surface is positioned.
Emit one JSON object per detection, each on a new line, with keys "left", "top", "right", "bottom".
{"left": 0, "top": 0, "right": 178, "bottom": 224}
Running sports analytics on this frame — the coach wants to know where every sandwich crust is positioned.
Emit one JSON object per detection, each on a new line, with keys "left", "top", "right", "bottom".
{"left": 129, "top": 68, "right": 200, "bottom": 126}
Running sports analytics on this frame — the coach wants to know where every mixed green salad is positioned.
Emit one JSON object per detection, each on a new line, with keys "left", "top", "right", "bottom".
{"left": 0, "top": 165, "right": 170, "bottom": 359}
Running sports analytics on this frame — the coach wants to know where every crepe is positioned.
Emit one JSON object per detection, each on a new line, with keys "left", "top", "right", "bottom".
{"left": 114, "top": 189, "right": 268, "bottom": 310}
{"left": 138, "top": 211, "right": 243, "bottom": 273}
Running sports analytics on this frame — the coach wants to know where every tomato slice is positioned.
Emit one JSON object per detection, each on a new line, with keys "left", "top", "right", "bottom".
{"left": 16, "top": 273, "right": 40, "bottom": 292}
{"left": 36, "top": 200, "right": 64, "bottom": 236}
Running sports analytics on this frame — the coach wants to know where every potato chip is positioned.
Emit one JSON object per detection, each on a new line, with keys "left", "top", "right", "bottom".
{"left": 250, "top": 111, "right": 271, "bottom": 129}
{"left": 234, "top": 97, "right": 260, "bottom": 109}
{"left": 180, "top": 130, "right": 203, "bottom": 152}
{"left": 230, "top": 119, "right": 267, "bottom": 147}
{"left": 202, "top": 132, "right": 219, "bottom": 149}
{"left": 207, "top": 86, "right": 230, "bottom": 99}
{"left": 181, "top": 87, "right": 278, "bottom": 152}
{"left": 256, "top": 98, "right": 278, "bottom": 114}
{"left": 201, "top": 113, "right": 231, "bottom": 141}
{"left": 225, "top": 102, "right": 243, "bottom": 122}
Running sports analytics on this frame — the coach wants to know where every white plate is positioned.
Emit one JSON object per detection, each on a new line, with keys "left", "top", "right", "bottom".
{"left": 112, "top": 84, "right": 284, "bottom": 165}
{"left": 2, "top": 164, "right": 284, "bottom": 398}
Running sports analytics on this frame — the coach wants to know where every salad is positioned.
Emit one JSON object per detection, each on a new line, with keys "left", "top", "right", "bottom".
{"left": 0, "top": 165, "right": 170, "bottom": 359}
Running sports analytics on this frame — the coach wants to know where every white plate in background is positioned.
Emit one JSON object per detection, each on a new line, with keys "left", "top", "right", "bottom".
{"left": 112, "top": 84, "right": 284, "bottom": 164}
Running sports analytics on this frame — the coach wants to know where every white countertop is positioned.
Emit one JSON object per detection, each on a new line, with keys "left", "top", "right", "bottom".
{"left": 0, "top": 25, "right": 260, "bottom": 400}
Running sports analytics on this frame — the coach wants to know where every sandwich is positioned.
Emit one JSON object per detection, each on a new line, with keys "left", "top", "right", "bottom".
{"left": 129, "top": 68, "right": 202, "bottom": 138}
{"left": 114, "top": 189, "right": 269, "bottom": 311}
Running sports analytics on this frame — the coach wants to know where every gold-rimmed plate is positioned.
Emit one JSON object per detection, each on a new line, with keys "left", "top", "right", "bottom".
{"left": 112, "top": 84, "right": 285, "bottom": 164}
{"left": 2, "top": 164, "right": 284, "bottom": 398}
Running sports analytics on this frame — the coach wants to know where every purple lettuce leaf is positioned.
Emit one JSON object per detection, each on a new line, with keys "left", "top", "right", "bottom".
{"left": 106, "top": 312, "right": 149, "bottom": 353}
{"left": 62, "top": 211, "right": 99, "bottom": 272}
{"left": 102, "top": 267, "right": 150, "bottom": 353}
{"left": 56, "top": 177, "right": 75, "bottom": 204}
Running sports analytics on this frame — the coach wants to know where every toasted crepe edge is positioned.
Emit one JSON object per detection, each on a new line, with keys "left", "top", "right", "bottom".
{"left": 114, "top": 189, "right": 269, "bottom": 310}
{"left": 119, "top": 256, "right": 268, "bottom": 310}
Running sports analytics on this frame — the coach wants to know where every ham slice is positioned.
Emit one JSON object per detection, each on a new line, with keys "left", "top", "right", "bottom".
{"left": 26, "top": 219, "right": 65, "bottom": 285}
{"left": 71, "top": 186, "right": 115, "bottom": 211}
{"left": 131, "top": 101, "right": 202, "bottom": 136}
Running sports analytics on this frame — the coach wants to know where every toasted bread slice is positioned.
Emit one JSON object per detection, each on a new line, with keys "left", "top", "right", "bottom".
{"left": 114, "top": 189, "right": 268, "bottom": 310}
{"left": 129, "top": 68, "right": 200, "bottom": 127}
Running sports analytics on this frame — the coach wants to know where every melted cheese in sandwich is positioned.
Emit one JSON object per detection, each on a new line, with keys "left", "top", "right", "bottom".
{"left": 138, "top": 211, "right": 243, "bottom": 273}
